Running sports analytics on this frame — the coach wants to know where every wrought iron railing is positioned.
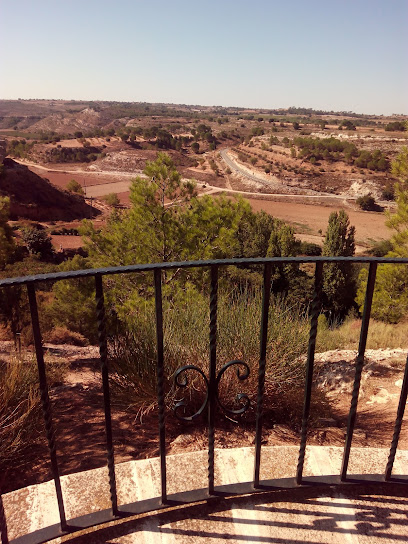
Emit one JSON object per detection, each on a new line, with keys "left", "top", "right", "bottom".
{"left": 0, "top": 257, "right": 407, "bottom": 544}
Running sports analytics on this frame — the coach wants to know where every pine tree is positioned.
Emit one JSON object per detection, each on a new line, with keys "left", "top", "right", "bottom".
{"left": 357, "top": 147, "right": 408, "bottom": 322}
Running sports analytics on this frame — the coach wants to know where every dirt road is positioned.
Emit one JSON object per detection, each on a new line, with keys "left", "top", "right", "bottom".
{"left": 220, "top": 148, "right": 350, "bottom": 201}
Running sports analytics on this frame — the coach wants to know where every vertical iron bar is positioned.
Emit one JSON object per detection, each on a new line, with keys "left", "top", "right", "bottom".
{"left": 208, "top": 265, "right": 218, "bottom": 495}
{"left": 154, "top": 269, "right": 167, "bottom": 503}
{"left": 341, "top": 262, "right": 377, "bottom": 481}
{"left": 27, "top": 284, "right": 67, "bottom": 530}
{"left": 385, "top": 353, "right": 408, "bottom": 480}
{"left": 94, "top": 274, "right": 118, "bottom": 516}
{"left": 254, "top": 263, "right": 272, "bottom": 487}
{"left": 0, "top": 489, "right": 8, "bottom": 544}
{"left": 296, "top": 261, "right": 323, "bottom": 485}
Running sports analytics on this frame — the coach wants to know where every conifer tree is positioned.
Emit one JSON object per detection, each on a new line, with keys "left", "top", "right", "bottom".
{"left": 322, "top": 209, "right": 356, "bottom": 321}
{"left": 357, "top": 147, "right": 408, "bottom": 322}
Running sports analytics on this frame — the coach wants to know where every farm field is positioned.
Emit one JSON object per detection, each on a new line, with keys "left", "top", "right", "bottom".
{"left": 12, "top": 157, "right": 392, "bottom": 251}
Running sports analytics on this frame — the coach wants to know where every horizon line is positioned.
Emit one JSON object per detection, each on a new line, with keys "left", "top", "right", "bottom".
{"left": 0, "top": 97, "right": 407, "bottom": 118}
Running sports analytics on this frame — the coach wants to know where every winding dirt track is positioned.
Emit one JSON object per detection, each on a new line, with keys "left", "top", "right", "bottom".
{"left": 220, "top": 149, "right": 348, "bottom": 200}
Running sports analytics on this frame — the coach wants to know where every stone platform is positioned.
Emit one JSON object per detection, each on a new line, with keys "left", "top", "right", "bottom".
{"left": 3, "top": 446, "right": 408, "bottom": 543}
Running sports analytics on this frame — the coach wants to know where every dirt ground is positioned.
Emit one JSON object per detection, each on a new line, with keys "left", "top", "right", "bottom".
{"left": 21, "top": 164, "right": 132, "bottom": 189}
{"left": 51, "top": 234, "right": 83, "bottom": 250}
{"left": 2, "top": 343, "right": 406, "bottom": 494}
{"left": 246, "top": 198, "right": 391, "bottom": 243}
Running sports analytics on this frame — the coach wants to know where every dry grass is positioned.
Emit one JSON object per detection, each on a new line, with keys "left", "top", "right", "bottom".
{"left": 317, "top": 317, "right": 408, "bottom": 352}
{"left": 0, "top": 349, "right": 65, "bottom": 466}
{"left": 107, "top": 290, "right": 316, "bottom": 425}
{"left": 0, "top": 354, "right": 40, "bottom": 464}
{"left": 44, "top": 326, "right": 88, "bottom": 346}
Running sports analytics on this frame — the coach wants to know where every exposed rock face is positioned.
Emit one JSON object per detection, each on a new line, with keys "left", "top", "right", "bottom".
{"left": 0, "top": 139, "right": 6, "bottom": 163}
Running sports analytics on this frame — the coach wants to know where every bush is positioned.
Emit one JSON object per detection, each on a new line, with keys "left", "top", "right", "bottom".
{"left": 356, "top": 193, "right": 376, "bottom": 211}
{"left": 368, "top": 239, "right": 393, "bottom": 257}
{"left": 299, "top": 242, "right": 322, "bottom": 256}
{"left": 108, "top": 289, "right": 314, "bottom": 425}
{"left": 67, "top": 179, "right": 84, "bottom": 194}
{"left": 381, "top": 184, "right": 395, "bottom": 201}
{"left": 44, "top": 326, "right": 88, "bottom": 346}
{"left": 21, "top": 227, "right": 54, "bottom": 259}
{"left": 103, "top": 193, "right": 120, "bottom": 207}
{"left": 385, "top": 122, "right": 406, "bottom": 132}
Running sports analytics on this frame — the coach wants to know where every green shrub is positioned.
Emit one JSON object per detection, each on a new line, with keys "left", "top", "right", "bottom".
{"left": 299, "top": 241, "right": 322, "bottom": 256}
{"left": 108, "top": 289, "right": 312, "bottom": 424}
{"left": 67, "top": 179, "right": 84, "bottom": 194}
{"left": 356, "top": 193, "right": 376, "bottom": 211}
{"left": 368, "top": 239, "right": 393, "bottom": 257}
{"left": 385, "top": 122, "right": 406, "bottom": 132}
{"left": 381, "top": 184, "right": 395, "bottom": 201}
{"left": 103, "top": 193, "right": 120, "bottom": 207}
{"left": 21, "top": 227, "right": 54, "bottom": 259}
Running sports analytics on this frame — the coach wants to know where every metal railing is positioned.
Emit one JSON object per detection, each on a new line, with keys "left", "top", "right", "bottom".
{"left": 0, "top": 257, "right": 407, "bottom": 544}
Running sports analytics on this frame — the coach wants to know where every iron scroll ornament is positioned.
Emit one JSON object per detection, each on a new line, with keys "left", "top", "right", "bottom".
{"left": 173, "top": 360, "right": 250, "bottom": 421}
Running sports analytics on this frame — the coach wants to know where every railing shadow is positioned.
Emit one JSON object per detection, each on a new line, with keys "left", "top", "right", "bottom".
{"left": 48, "top": 485, "right": 408, "bottom": 543}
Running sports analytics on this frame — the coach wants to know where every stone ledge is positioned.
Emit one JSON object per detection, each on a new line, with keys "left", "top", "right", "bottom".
{"left": 3, "top": 445, "right": 408, "bottom": 542}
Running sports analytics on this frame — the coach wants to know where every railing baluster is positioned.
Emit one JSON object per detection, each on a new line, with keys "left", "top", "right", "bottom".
{"left": 296, "top": 261, "right": 323, "bottom": 485}
{"left": 208, "top": 265, "right": 218, "bottom": 495}
{"left": 254, "top": 263, "right": 272, "bottom": 488}
{"left": 0, "top": 488, "right": 9, "bottom": 544}
{"left": 94, "top": 274, "right": 118, "bottom": 516}
{"left": 341, "top": 262, "right": 377, "bottom": 481}
{"left": 385, "top": 353, "right": 408, "bottom": 480}
{"left": 27, "top": 284, "right": 67, "bottom": 530}
{"left": 154, "top": 269, "right": 167, "bottom": 503}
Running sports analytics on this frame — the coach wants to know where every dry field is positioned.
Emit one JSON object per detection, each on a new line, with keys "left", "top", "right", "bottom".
{"left": 246, "top": 198, "right": 390, "bottom": 245}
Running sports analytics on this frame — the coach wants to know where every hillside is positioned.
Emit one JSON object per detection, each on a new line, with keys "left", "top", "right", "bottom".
{"left": 0, "top": 158, "right": 98, "bottom": 221}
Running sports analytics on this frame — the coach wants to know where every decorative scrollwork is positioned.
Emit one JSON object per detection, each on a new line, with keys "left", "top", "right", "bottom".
{"left": 173, "top": 365, "right": 209, "bottom": 421}
{"left": 173, "top": 360, "right": 250, "bottom": 420}
{"left": 215, "top": 360, "right": 250, "bottom": 416}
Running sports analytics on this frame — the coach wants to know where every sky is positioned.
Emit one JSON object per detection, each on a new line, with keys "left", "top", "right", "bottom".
{"left": 1, "top": 0, "right": 407, "bottom": 115}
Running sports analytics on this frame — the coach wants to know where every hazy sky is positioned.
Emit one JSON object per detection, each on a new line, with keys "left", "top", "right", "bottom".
{"left": 1, "top": 0, "right": 407, "bottom": 114}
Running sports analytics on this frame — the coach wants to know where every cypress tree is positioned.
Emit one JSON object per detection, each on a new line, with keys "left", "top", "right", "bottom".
{"left": 322, "top": 209, "right": 356, "bottom": 322}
